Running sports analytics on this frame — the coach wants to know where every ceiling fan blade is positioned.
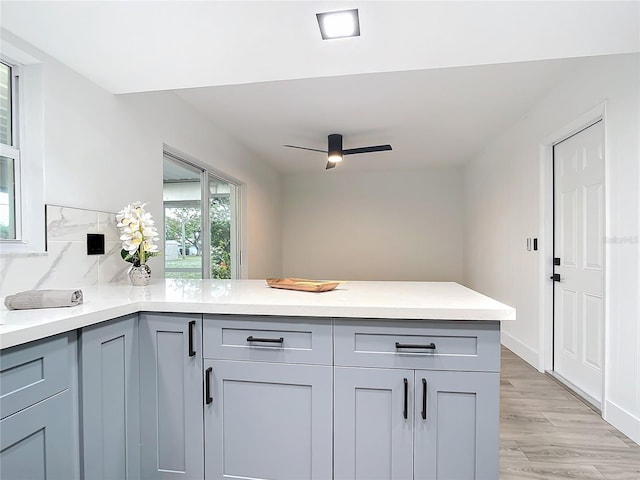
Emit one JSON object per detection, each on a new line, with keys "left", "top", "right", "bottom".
{"left": 283, "top": 145, "right": 327, "bottom": 153}
{"left": 325, "top": 161, "right": 337, "bottom": 170}
{"left": 343, "top": 145, "right": 392, "bottom": 155}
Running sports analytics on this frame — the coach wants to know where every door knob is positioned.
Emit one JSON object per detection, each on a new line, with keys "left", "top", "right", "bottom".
{"left": 550, "top": 273, "right": 561, "bottom": 282}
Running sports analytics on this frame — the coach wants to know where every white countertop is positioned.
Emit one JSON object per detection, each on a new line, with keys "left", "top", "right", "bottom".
{"left": 0, "top": 279, "right": 515, "bottom": 349}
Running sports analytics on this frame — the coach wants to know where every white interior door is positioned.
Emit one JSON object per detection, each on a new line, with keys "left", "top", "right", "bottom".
{"left": 553, "top": 120, "right": 605, "bottom": 406}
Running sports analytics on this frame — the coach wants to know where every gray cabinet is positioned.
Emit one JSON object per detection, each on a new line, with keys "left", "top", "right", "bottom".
{"left": 333, "top": 320, "right": 500, "bottom": 372}
{"left": 203, "top": 316, "right": 333, "bottom": 365}
{"left": 413, "top": 370, "right": 499, "bottom": 480}
{"left": 334, "top": 320, "right": 501, "bottom": 480}
{"left": 80, "top": 314, "right": 140, "bottom": 480}
{"left": 204, "top": 360, "right": 333, "bottom": 480}
{"left": 203, "top": 315, "right": 334, "bottom": 480}
{"left": 334, "top": 368, "right": 499, "bottom": 480}
{"left": 0, "top": 333, "right": 79, "bottom": 480}
{"left": 0, "top": 390, "right": 76, "bottom": 480}
{"left": 1, "top": 311, "right": 501, "bottom": 480}
{"left": 139, "top": 312, "right": 204, "bottom": 480}
{"left": 0, "top": 334, "right": 72, "bottom": 419}
{"left": 334, "top": 367, "right": 414, "bottom": 480}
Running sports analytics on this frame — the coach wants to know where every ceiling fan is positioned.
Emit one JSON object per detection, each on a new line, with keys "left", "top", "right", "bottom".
{"left": 284, "top": 133, "right": 392, "bottom": 169}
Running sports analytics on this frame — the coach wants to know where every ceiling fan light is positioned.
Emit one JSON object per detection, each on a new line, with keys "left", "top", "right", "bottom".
{"left": 328, "top": 133, "right": 343, "bottom": 164}
{"left": 316, "top": 9, "right": 360, "bottom": 40}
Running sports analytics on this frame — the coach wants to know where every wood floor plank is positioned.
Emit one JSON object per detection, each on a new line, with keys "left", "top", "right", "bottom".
{"left": 500, "top": 460, "right": 606, "bottom": 479}
{"left": 500, "top": 347, "right": 640, "bottom": 480}
{"left": 500, "top": 440, "right": 529, "bottom": 460}
{"left": 501, "top": 398, "right": 595, "bottom": 414}
{"left": 594, "top": 465, "right": 640, "bottom": 480}
{"left": 509, "top": 431, "right": 631, "bottom": 448}
{"left": 518, "top": 443, "right": 640, "bottom": 468}
{"left": 542, "top": 411, "right": 613, "bottom": 428}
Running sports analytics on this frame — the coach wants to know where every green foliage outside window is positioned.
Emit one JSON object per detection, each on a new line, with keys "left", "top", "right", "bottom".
{"left": 165, "top": 197, "right": 232, "bottom": 279}
{"left": 210, "top": 197, "right": 231, "bottom": 279}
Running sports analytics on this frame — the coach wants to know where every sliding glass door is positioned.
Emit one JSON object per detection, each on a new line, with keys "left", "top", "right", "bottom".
{"left": 209, "top": 176, "right": 238, "bottom": 279}
{"left": 163, "top": 152, "right": 239, "bottom": 279}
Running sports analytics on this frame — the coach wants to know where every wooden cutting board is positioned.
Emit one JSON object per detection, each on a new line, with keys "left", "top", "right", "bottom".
{"left": 266, "top": 278, "right": 342, "bottom": 292}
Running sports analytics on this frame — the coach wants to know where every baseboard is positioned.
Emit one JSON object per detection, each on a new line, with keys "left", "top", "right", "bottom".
{"left": 604, "top": 400, "right": 640, "bottom": 445}
{"left": 501, "top": 330, "right": 539, "bottom": 369}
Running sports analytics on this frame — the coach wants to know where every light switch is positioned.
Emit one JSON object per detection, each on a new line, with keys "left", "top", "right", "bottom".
{"left": 87, "top": 233, "right": 105, "bottom": 255}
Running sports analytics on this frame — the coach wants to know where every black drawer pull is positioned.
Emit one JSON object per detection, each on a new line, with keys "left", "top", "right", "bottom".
{"left": 395, "top": 342, "right": 436, "bottom": 350}
{"left": 246, "top": 336, "right": 284, "bottom": 344}
{"left": 188, "top": 320, "right": 196, "bottom": 357}
{"left": 205, "top": 367, "right": 213, "bottom": 405}
{"left": 422, "top": 378, "right": 427, "bottom": 420}
{"left": 403, "top": 378, "right": 408, "bottom": 420}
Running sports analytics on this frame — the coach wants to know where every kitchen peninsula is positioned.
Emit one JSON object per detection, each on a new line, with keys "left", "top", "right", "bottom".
{"left": 0, "top": 280, "right": 515, "bottom": 480}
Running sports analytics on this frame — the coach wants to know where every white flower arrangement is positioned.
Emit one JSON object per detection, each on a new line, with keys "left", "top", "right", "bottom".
{"left": 116, "top": 201, "right": 160, "bottom": 266}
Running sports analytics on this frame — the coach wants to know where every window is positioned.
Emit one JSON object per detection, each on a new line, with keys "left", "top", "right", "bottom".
{"left": 0, "top": 60, "right": 20, "bottom": 240}
{"left": 163, "top": 151, "right": 241, "bottom": 279}
{"left": 0, "top": 41, "right": 45, "bottom": 255}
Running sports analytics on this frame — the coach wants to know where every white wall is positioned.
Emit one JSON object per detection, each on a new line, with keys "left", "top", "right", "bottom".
{"left": 464, "top": 53, "right": 640, "bottom": 442}
{"left": 0, "top": 30, "right": 282, "bottom": 295}
{"left": 282, "top": 168, "right": 464, "bottom": 282}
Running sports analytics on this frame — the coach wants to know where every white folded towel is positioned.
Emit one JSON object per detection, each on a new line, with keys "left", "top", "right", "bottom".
{"left": 4, "top": 289, "right": 84, "bottom": 310}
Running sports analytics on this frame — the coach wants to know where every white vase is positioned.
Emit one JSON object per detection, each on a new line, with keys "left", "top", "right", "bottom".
{"left": 129, "top": 264, "right": 151, "bottom": 286}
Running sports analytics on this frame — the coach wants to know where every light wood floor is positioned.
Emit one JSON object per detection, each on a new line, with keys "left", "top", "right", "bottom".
{"left": 500, "top": 347, "right": 640, "bottom": 480}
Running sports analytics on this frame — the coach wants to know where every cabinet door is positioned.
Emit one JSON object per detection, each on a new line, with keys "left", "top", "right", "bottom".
{"left": 0, "top": 390, "right": 75, "bottom": 480}
{"left": 204, "top": 360, "right": 332, "bottom": 480}
{"left": 334, "top": 367, "right": 414, "bottom": 480}
{"left": 139, "top": 313, "right": 203, "bottom": 480}
{"left": 80, "top": 314, "right": 140, "bottom": 480}
{"left": 1, "top": 333, "right": 73, "bottom": 419}
{"left": 414, "top": 370, "right": 499, "bottom": 480}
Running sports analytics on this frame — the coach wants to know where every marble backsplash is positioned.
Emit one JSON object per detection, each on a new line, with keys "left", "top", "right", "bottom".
{"left": 0, "top": 205, "right": 130, "bottom": 297}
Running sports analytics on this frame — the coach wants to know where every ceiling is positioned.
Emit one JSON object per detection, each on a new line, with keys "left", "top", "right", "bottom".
{"left": 174, "top": 58, "right": 586, "bottom": 173}
{"left": 1, "top": 1, "right": 638, "bottom": 174}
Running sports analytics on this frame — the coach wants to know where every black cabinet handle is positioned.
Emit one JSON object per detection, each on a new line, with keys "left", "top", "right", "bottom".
{"left": 188, "top": 321, "right": 196, "bottom": 357}
{"left": 205, "top": 367, "right": 213, "bottom": 405}
{"left": 246, "top": 336, "right": 284, "bottom": 344}
{"left": 421, "top": 378, "right": 427, "bottom": 420}
{"left": 403, "top": 378, "right": 408, "bottom": 420}
{"left": 395, "top": 342, "right": 436, "bottom": 350}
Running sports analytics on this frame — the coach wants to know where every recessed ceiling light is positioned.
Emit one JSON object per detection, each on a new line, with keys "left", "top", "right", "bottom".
{"left": 316, "top": 9, "right": 360, "bottom": 40}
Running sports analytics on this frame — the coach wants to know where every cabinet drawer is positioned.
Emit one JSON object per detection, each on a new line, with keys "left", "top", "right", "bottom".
{"left": 334, "top": 320, "right": 500, "bottom": 372}
{"left": 1, "top": 333, "right": 74, "bottom": 419}
{"left": 203, "top": 316, "right": 332, "bottom": 365}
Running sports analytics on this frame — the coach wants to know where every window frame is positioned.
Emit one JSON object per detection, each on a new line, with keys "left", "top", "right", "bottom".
{"left": 0, "top": 59, "right": 22, "bottom": 242}
{"left": 0, "top": 37, "right": 45, "bottom": 255}
{"left": 206, "top": 172, "right": 239, "bottom": 280}
{"left": 162, "top": 148, "right": 244, "bottom": 279}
